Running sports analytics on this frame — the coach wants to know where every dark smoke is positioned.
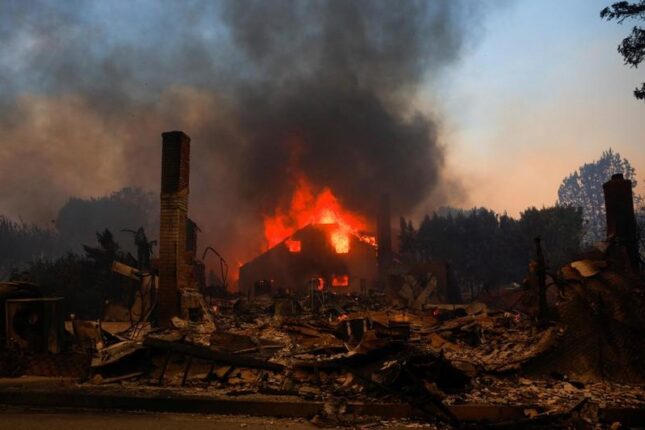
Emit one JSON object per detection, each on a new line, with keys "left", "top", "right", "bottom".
{"left": 0, "top": 0, "right": 487, "bottom": 267}
{"left": 224, "top": 0, "right": 471, "bottom": 214}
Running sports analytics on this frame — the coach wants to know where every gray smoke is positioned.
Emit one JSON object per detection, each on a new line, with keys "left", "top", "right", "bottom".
{"left": 0, "top": 0, "right": 487, "bottom": 266}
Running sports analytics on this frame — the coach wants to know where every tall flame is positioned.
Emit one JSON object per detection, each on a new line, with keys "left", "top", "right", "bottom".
{"left": 263, "top": 174, "right": 375, "bottom": 253}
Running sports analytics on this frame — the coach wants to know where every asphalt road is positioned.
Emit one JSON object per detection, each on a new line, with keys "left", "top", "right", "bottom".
{"left": 0, "top": 408, "right": 443, "bottom": 429}
{"left": 0, "top": 409, "right": 317, "bottom": 430}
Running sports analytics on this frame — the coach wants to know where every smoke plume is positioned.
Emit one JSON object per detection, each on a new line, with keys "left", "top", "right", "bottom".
{"left": 0, "top": 0, "right": 486, "bottom": 266}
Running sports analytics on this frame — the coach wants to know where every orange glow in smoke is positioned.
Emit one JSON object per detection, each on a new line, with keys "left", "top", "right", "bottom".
{"left": 332, "top": 275, "right": 349, "bottom": 287}
{"left": 263, "top": 174, "right": 375, "bottom": 253}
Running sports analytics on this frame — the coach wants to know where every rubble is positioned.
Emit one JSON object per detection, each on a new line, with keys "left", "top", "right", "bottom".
{"left": 424, "top": 310, "right": 563, "bottom": 373}
{"left": 4, "top": 276, "right": 643, "bottom": 427}
{"left": 90, "top": 340, "right": 145, "bottom": 369}
{"left": 449, "top": 376, "right": 645, "bottom": 412}
{"left": 2, "top": 247, "right": 643, "bottom": 429}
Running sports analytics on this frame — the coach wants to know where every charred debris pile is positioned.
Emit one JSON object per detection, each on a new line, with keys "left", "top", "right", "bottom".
{"left": 1, "top": 131, "right": 644, "bottom": 428}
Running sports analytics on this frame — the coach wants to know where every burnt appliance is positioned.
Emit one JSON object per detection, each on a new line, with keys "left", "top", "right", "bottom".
{"left": 5, "top": 297, "right": 65, "bottom": 353}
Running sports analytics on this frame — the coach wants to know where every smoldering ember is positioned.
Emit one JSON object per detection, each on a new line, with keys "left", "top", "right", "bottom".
{"left": 1, "top": 2, "right": 645, "bottom": 430}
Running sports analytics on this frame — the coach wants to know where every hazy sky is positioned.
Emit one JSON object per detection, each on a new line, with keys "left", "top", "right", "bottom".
{"left": 0, "top": 0, "right": 643, "bottom": 227}
{"left": 429, "top": 0, "right": 645, "bottom": 216}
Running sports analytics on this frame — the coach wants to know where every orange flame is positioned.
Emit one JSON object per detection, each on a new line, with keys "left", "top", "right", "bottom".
{"left": 330, "top": 231, "right": 349, "bottom": 254}
{"left": 332, "top": 275, "right": 349, "bottom": 287}
{"left": 263, "top": 174, "right": 375, "bottom": 252}
{"left": 285, "top": 239, "right": 301, "bottom": 252}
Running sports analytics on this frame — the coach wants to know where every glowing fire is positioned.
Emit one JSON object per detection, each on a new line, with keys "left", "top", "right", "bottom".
{"left": 330, "top": 231, "right": 349, "bottom": 254}
{"left": 263, "top": 174, "right": 375, "bottom": 253}
{"left": 285, "top": 239, "right": 301, "bottom": 252}
{"left": 312, "top": 277, "right": 325, "bottom": 291}
{"left": 332, "top": 275, "right": 349, "bottom": 287}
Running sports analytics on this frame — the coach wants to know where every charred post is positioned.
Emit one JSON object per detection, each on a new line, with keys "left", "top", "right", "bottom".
{"left": 158, "top": 131, "right": 191, "bottom": 326}
{"left": 534, "top": 236, "right": 547, "bottom": 324}
{"left": 603, "top": 173, "right": 639, "bottom": 271}
{"left": 377, "top": 193, "right": 393, "bottom": 289}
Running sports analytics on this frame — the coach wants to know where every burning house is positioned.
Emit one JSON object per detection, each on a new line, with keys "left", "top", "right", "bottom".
{"left": 239, "top": 223, "right": 377, "bottom": 296}
{"left": 238, "top": 188, "right": 460, "bottom": 303}
{"left": 236, "top": 173, "right": 383, "bottom": 297}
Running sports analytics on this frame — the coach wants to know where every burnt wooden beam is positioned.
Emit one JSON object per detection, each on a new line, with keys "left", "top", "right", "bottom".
{"left": 144, "top": 337, "right": 284, "bottom": 371}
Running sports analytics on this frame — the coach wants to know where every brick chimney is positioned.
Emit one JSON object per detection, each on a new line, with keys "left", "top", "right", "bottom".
{"left": 377, "top": 193, "right": 393, "bottom": 288}
{"left": 603, "top": 173, "right": 639, "bottom": 271}
{"left": 158, "top": 131, "right": 191, "bottom": 326}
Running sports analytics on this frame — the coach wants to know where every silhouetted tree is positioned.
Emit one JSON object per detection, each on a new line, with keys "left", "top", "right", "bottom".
{"left": 121, "top": 227, "right": 156, "bottom": 270}
{"left": 12, "top": 229, "right": 138, "bottom": 319}
{"left": 400, "top": 205, "right": 583, "bottom": 296}
{"left": 601, "top": 1, "right": 645, "bottom": 100}
{"left": 56, "top": 187, "right": 158, "bottom": 255}
{"left": 558, "top": 149, "right": 641, "bottom": 244}
{"left": 518, "top": 206, "right": 584, "bottom": 269}
{"left": 636, "top": 206, "right": 645, "bottom": 261}
{"left": 1, "top": 187, "right": 158, "bottom": 280}
{"left": 398, "top": 216, "right": 417, "bottom": 261}
{"left": 0, "top": 216, "right": 60, "bottom": 278}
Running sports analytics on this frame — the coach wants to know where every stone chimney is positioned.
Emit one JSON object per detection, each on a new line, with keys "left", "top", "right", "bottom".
{"left": 603, "top": 173, "right": 639, "bottom": 271}
{"left": 377, "top": 193, "right": 393, "bottom": 288}
{"left": 158, "top": 131, "right": 191, "bottom": 326}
